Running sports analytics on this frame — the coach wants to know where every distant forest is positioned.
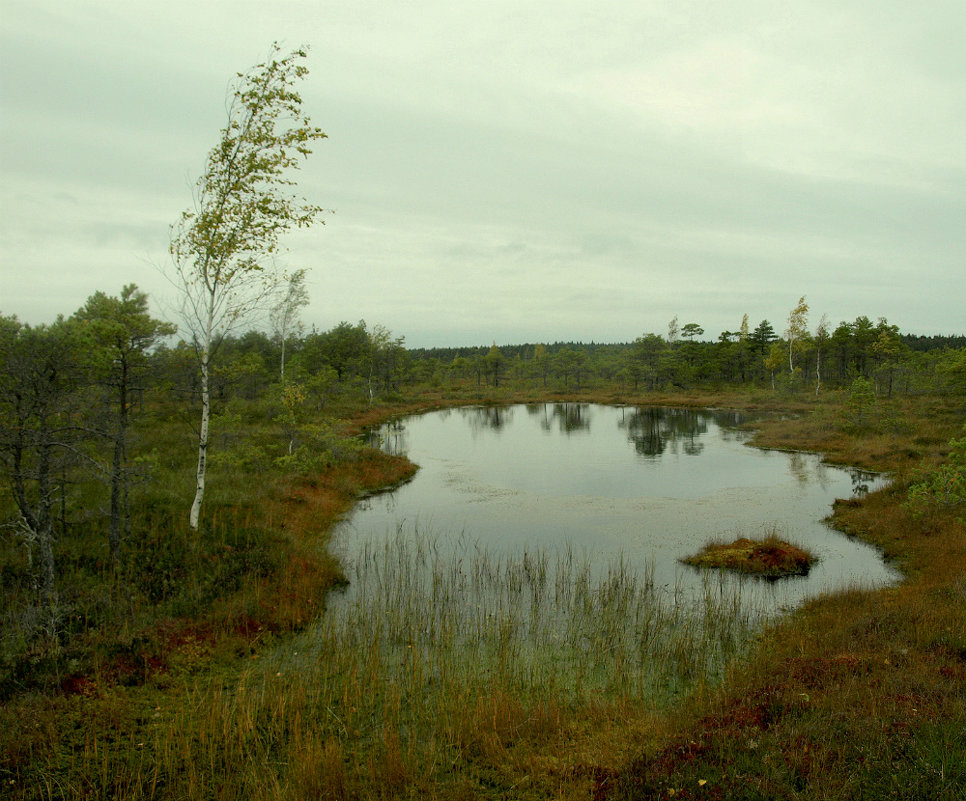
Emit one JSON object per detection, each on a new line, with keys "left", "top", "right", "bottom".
{"left": 6, "top": 296, "right": 964, "bottom": 422}
{"left": 411, "top": 331, "right": 966, "bottom": 362}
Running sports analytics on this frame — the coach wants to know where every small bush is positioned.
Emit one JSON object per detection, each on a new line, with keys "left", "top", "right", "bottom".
{"left": 905, "top": 425, "right": 966, "bottom": 517}
{"left": 842, "top": 376, "right": 877, "bottom": 430}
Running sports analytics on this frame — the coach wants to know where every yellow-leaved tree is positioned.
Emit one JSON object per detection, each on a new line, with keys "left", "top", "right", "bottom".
{"left": 169, "top": 44, "right": 327, "bottom": 531}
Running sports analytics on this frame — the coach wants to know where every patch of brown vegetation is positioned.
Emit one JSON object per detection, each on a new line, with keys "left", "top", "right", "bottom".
{"left": 682, "top": 536, "right": 814, "bottom": 578}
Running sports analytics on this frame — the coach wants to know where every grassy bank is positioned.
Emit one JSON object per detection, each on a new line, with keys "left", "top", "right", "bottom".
{"left": 614, "top": 394, "right": 966, "bottom": 800}
{"left": 1, "top": 388, "right": 963, "bottom": 799}
{"left": 0, "top": 399, "right": 418, "bottom": 798}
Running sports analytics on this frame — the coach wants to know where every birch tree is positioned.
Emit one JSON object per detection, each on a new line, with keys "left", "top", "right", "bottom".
{"left": 786, "top": 296, "right": 809, "bottom": 372}
{"left": 169, "top": 44, "right": 327, "bottom": 531}
{"left": 814, "top": 313, "right": 830, "bottom": 396}
{"left": 270, "top": 267, "right": 309, "bottom": 383}
{"left": 667, "top": 315, "right": 680, "bottom": 346}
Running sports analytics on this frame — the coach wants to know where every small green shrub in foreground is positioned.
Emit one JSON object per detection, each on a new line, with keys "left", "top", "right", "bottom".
{"left": 905, "top": 425, "right": 966, "bottom": 517}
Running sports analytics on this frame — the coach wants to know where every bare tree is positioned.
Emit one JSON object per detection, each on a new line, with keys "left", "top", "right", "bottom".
{"left": 169, "top": 44, "right": 327, "bottom": 531}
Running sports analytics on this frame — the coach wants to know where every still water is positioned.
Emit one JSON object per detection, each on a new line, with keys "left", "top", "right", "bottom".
{"left": 331, "top": 404, "right": 899, "bottom": 612}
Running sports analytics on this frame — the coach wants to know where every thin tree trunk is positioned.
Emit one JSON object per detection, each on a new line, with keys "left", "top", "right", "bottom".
{"left": 109, "top": 358, "right": 127, "bottom": 567}
{"left": 190, "top": 347, "right": 210, "bottom": 531}
{"left": 37, "top": 519, "right": 57, "bottom": 627}
{"left": 815, "top": 346, "right": 822, "bottom": 396}
{"left": 189, "top": 288, "right": 218, "bottom": 532}
{"left": 109, "top": 437, "right": 122, "bottom": 565}
{"left": 34, "top": 438, "right": 58, "bottom": 629}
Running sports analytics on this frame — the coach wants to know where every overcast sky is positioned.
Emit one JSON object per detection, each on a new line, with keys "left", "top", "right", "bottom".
{"left": 2, "top": 1, "right": 964, "bottom": 348}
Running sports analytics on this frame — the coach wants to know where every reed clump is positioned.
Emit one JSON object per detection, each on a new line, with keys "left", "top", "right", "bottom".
{"left": 287, "top": 532, "right": 764, "bottom": 796}
{"left": 9, "top": 533, "right": 764, "bottom": 800}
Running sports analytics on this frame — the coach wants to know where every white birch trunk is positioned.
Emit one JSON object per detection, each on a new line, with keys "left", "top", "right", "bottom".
{"left": 189, "top": 347, "right": 210, "bottom": 531}
{"left": 815, "top": 346, "right": 822, "bottom": 396}
{"left": 190, "top": 298, "right": 214, "bottom": 531}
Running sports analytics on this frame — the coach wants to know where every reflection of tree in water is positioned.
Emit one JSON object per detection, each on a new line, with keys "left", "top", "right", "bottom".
{"left": 373, "top": 417, "right": 409, "bottom": 456}
{"left": 527, "top": 403, "right": 554, "bottom": 432}
{"left": 462, "top": 405, "right": 514, "bottom": 433}
{"left": 682, "top": 436, "right": 705, "bottom": 456}
{"left": 787, "top": 452, "right": 810, "bottom": 485}
{"left": 786, "top": 453, "right": 839, "bottom": 492}
{"left": 526, "top": 402, "right": 591, "bottom": 433}
{"left": 619, "top": 407, "right": 709, "bottom": 458}
{"left": 709, "top": 410, "right": 754, "bottom": 446}
{"left": 850, "top": 470, "right": 877, "bottom": 495}
{"left": 552, "top": 403, "right": 591, "bottom": 433}
{"left": 710, "top": 409, "right": 750, "bottom": 429}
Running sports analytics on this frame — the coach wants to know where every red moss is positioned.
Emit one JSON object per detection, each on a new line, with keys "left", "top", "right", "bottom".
{"left": 61, "top": 674, "right": 98, "bottom": 697}
{"left": 682, "top": 536, "right": 814, "bottom": 578}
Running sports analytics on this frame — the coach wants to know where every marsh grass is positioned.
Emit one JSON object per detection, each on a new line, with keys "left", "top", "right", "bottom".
{"left": 204, "top": 531, "right": 766, "bottom": 798}
{"left": 18, "top": 533, "right": 767, "bottom": 800}
{"left": 323, "top": 530, "right": 766, "bottom": 695}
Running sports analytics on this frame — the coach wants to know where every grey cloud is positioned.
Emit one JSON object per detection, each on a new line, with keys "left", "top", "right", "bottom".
{"left": 1, "top": 0, "right": 964, "bottom": 346}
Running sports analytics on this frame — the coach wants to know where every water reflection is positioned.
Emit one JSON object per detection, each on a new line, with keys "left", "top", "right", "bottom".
{"left": 342, "top": 404, "right": 898, "bottom": 615}
{"left": 618, "top": 407, "right": 710, "bottom": 458}
{"left": 557, "top": 403, "right": 592, "bottom": 433}
{"left": 462, "top": 405, "right": 513, "bottom": 433}
{"left": 851, "top": 471, "right": 876, "bottom": 495}
{"left": 376, "top": 418, "right": 409, "bottom": 456}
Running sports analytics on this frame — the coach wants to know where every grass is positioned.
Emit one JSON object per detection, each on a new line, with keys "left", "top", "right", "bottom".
{"left": 1, "top": 384, "right": 964, "bottom": 799}
{"left": 612, "top": 394, "right": 966, "bottom": 800}
{"left": 190, "top": 534, "right": 766, "bottom": 798}
{"left": 0, "top": 534, "right": 768, "bottom": 799}
{"left": 682, "top": 530, "right": 815, "bottom": 578}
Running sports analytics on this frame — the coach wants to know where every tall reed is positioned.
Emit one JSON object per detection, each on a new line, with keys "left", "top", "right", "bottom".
{"left": 169, "top": 529, "right": 768, "bottom": 797}
{"left": 22, "top": 528, "right": 769, "bottom": 799}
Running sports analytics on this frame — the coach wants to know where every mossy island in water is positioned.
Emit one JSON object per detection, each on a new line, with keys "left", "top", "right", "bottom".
{"left": 682, "top": 534, "right": 815, "bottom": 579}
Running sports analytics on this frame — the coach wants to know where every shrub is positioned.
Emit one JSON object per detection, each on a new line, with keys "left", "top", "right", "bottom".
{"left": 906, "top": 426, "right": 966, "bottom": 516}
{"left": 843, "top": 376, "right": 877, "bottom": 429}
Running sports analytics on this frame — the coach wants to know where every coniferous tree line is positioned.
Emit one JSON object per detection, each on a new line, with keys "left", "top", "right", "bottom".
{"left": 406, "top": 310, "right": 965, "bottom": 398}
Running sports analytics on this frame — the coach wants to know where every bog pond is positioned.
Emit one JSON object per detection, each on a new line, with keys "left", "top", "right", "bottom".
{"left": 288, "top": 404, "right": 901, "bottom": 704}
{"left": 330, "top": 403, "right": 897, "bottom": 615}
